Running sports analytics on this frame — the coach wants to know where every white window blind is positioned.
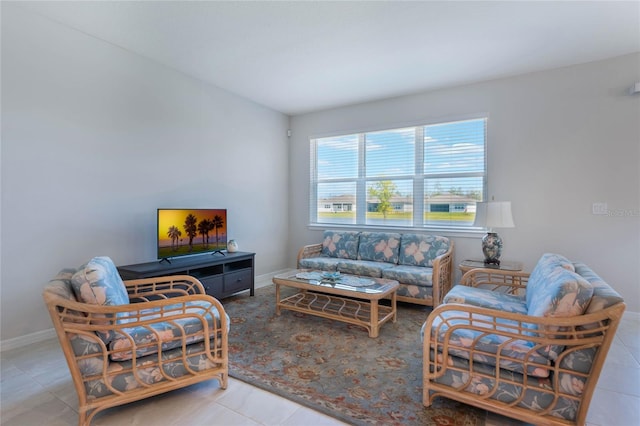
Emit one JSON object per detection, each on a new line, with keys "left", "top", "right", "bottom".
{"left": 310, "top": 118, "right": 487, "bottom": 229}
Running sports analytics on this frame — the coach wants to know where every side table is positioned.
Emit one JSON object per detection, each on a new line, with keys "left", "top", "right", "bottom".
{"left": 459, "top": 259, "right": 523, "bottom": 275}
{"left": 458, "top": 259, "right": 526, "bottom": 294}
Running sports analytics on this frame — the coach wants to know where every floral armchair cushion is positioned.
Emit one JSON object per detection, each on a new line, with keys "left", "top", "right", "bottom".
{"left": 444, "top": 285, "right": 528, "bottom": 315}
{"left": 574, "top": 262, "right": 624, "bottom": 314}
{"left": 71, "top": 256, "right": 129, "bottom": 306}
{"left": 110, "top": 300, "right": 228, "bottom": 361}
{"left": 357, "top": 232, "right": 401, "bottom": 264}
{"left": 320, "top": 230, "right": 360, "bottom": 259}
{"left": 398, "top": 234, "right": 450, "bottom": 267}
{"left": 426, "top": 346, "right": 579, "bottom": 421}
{"left": 71, "top": 256, "right": 130, "bottom": 343}
{"left": 524, "top": 257, "right": 593, "bottom": 361}
{"left": 525, "top": 253, "right": 575, "bottom": 303}
{"left": 48, "top": 269, "right": 80, "bottom": 302}
{"left": 554, "top": 266, "right": 624, "bottom": 406}
{"left": 69, "top": 333, "right": 223, "bottom": 399}
{"left": 526, "top": 267, "right": 593, "bottom": 319}
{"left": 426, "top": 310, "right": 553, "bottom": 377}
{"left": 47, "top": 269, "right": 86, "bottom": 321}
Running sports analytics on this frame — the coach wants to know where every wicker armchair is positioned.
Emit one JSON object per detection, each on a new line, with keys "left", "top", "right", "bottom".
{"left": 422, "top": 254, "right": 625, "bottom": 426}
{"left": 43, "top": 258, "right": 228, "bottom": 426}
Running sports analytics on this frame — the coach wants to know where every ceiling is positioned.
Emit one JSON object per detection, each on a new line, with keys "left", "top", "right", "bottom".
{"left": 15, "top": 1, "right": 640, "bottom": 116}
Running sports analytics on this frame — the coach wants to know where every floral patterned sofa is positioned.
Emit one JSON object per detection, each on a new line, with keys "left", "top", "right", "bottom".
{"left": 42, "top": 256, "right": 229, "bottom": 426}
{"left": 422, "top": 253, "right": 625, "bottom": 426}
{"left": 297, "top": 230, "right": 454, "bottom": 307}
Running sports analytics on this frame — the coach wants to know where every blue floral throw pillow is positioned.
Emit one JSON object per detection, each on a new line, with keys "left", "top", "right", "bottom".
{"left": 399, "top": 234, "right": 450, "bottom": 267}
{"left": 321, "top": 231, "right": 360, "bottom": 259}
{"left": 71, "top": 256, "right": 129, "bottom": 343}
{"left": 357, "top": 232, "right": 401, "bottom": 264}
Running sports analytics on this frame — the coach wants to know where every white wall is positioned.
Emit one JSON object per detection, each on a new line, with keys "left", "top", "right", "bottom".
{"left": 289, "top": 53, "right": 640, "bottom": 312}
{"left": 2, "top": 5, "right": 638, "bottom": 345}
{"left": 1, "top": 5, "right": 290, "bottom": 341}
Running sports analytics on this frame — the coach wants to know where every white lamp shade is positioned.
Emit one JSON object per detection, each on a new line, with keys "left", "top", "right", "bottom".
{"left": 473, "top": 202, "right": 515, "bottom": 230}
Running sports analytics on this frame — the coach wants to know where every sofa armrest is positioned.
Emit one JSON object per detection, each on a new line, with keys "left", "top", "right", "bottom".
{"left": 297, "top": 243, "right": 323, "bottom": 267}
{"left": 460, "top": 268, "right": 529, "bottom": 296}
{"left": 124, "top": 275, "right": 206, "bottom": 301}
{"left": 430, "top": 242, "right": 454, "bottom": 306}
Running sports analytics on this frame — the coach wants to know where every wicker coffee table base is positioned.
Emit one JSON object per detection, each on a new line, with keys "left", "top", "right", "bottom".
{"left": 274, "top": 277, "right": 398, "bottom": 338}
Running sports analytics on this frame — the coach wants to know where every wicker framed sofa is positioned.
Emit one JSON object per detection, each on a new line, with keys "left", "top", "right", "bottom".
{"left": 422, "top": 253, "right": 625, "bottom": 426}
{"left": 42, "top": 256, "right": 229, "bottom": 426}
{"left": 297, "top": 230, "right": 454, "bottom": 307}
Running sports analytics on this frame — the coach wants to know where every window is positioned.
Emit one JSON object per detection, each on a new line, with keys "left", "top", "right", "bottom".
{"left": 310, "top": 118, "right": 486, "bottom": 229}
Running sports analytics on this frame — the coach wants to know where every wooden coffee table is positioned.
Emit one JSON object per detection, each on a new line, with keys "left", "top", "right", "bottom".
{"left": 272, "top": 270, "right": 398, "bottom": 338}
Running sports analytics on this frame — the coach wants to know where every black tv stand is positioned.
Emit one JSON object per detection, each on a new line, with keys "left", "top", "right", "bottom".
{"left": 118, "top": 252, "right": 255, "bottom": 299}
{"left": 159, "top": 258, "right": 172, "bottom": 264}
{"left": 212, "top": 250, "right": 225, "bottom": 256}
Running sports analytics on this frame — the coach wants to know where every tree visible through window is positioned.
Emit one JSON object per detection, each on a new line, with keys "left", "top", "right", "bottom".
{"left": 310, "top": 118, "right": 487, "bottom": 229}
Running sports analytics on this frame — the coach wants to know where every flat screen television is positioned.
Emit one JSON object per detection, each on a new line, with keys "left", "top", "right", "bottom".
{"left": 157, "top": 209, "right": 227, "bottom": 261}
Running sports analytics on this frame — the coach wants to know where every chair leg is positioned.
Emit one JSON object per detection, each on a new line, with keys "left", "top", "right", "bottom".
{"left": 221, "top": 373, "right": 228, "bottom": 390}
{"left": 423, "top": 387, "right": 432, "bottom": 407}
{"left": 78, "top": 407, "right": 91, "bottom": 426}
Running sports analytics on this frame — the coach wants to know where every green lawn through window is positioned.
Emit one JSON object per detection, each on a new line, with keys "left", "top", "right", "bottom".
{"left": 318, "top": 212, "right": 475, "bottom": 222}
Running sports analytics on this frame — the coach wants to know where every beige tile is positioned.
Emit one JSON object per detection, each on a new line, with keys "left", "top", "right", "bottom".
{"left": 93, "top": 387, "right": 210, "bottom": 425}
{"left": 184, "top": 376, "right": 240, "bottom": 401}
{"left": 596, "top": 362, "right": 640, "bottom": 397}
{"left": 0, "top": 363, "right": 22, "bottom": 381}
{"left": 585, "top": 387, "right": 640, "bottom": 426}
{"left": 601, "top": 340, "right": 640, "bottom": 368}
{"left": 282, "top": 406, "right": 349, "bottom": 426}
{"left": 180, "top": 403, "right": 262, "bottom": 426}
{"left": 42, "top": 380, "right": 79, "bottom": 411}
{"left": 626, "top": 344, "right": 640, "bottom": 365}
{"left": 215, "top": 380, "right": 301, "bottom": 424}
{"left": 620, "top": 313, "right": 640, "bottom": 327}
{"left": 1, "top": 373, "right": 76, "bottom": 426}
{"left": 0, "top": 395, "right": 77, "bottom": 426}
{"left": 617, "top": 316, "right": 640, "bottom": 347}
{"left": 484, "top": 411, "right": 530, "bottom": 426}
{"left": 1, "top": 374, "right": 49, "bottom": 407}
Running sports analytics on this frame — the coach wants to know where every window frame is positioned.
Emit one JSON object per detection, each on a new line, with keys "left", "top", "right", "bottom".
{"left": 309, "top": 116, "right": 488, "bottom": 234}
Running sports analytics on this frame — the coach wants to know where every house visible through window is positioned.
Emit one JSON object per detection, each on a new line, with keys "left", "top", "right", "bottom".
{"left": 309, "top": 118, "right": 487, "bottom": 229}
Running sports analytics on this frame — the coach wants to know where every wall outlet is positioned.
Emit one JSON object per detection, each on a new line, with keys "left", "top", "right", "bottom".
{"left": 592, "top": 202, "right": 608, "bottom": 215}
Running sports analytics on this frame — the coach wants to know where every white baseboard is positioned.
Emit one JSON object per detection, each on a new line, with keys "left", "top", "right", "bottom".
{"left": 255, "top": 268, "right": 293, "bottom": 289}
{"left": 1, "top": 328, "right": 56, "bottom": 352}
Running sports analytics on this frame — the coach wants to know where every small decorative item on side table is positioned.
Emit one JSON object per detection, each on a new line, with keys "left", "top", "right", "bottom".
{"left": 473, "top": 201, "right": 515, "bottom": 265}
{"left": 227, "top": 239, "right": 238, "bottom": 253}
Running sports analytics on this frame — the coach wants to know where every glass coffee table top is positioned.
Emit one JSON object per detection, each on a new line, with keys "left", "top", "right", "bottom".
{"left": 274, "top": 270, "right": 397, "bottom": 295}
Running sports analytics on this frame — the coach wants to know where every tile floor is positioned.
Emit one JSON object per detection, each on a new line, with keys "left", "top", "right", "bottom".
{"left": 2, "top": 275, "right": 639, "bottom": 426}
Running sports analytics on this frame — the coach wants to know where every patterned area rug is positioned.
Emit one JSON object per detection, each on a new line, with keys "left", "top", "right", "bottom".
{"left": 224, "top": 284, "right": 486, "bottom": 426}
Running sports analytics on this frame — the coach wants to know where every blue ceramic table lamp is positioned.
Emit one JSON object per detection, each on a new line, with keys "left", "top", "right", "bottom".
{"left": 473, "top": 201, "right": 515, "bottom": 265}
